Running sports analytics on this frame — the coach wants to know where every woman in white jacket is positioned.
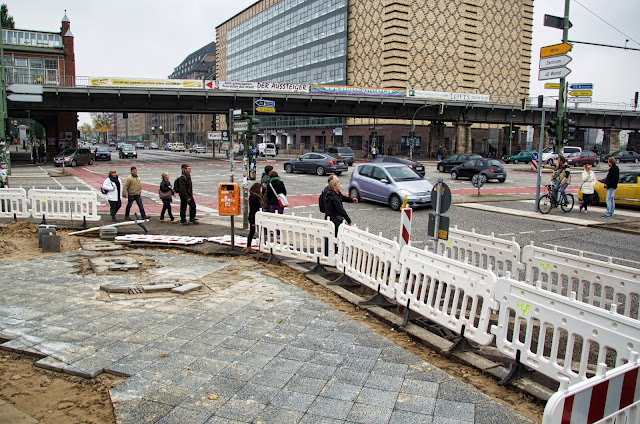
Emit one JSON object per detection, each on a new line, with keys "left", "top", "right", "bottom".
{"left": 102, "top": 169, "right": 123, "bottom": 221}
{"left": 579, "top": 163, "right": 596, "bottom": 213}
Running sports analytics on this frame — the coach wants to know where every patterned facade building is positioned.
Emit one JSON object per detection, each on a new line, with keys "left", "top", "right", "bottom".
{"left": 216, "top": 0, "right": 533, "bottom": 156}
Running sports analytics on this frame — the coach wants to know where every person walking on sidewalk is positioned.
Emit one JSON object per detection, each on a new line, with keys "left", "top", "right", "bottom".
{"left": 38, "top": 144, "right": 45, "bottom": 164}
{"left": 265, "top": 170, "right": 287, "bottom": 214}
{"left": 176, "top": 163, "right": 198, "bottom": 225}
{"left": 324, "top": 177, "right": 352, "bottom": 236}
{"left": 579, "top": 163, "right": 596, "bottom": 214}
{"left": 245, "top": 182, "right": 263, "bottom": 253}
{"left": 123, "top": 166, "right": 149, "bottom": 220}
{"left": 601, "top": 157, "right": 619, "bottom": 218}
{"left": 320, "top": 174, "right": 357, "bottom": 220}
{"left": 102, "top": 169, "right": 123, "bottom": 222}
{"left": 158, "top": 172, "right": 175, "bottom": 222}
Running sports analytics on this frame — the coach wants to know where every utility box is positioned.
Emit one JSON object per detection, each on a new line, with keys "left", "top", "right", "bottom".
{"left": 218, "top": 183, "right": 240, "bottom": 216}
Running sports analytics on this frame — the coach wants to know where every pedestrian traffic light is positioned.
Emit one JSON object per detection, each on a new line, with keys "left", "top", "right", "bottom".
{"left": 546, "top": 118, "right": 559, "bottom": 139}
{"left": 564, "top": 118, "right": 576, "bottom": 142}
{"left": 247, "top": 117, "right": 260, "bottom": 138}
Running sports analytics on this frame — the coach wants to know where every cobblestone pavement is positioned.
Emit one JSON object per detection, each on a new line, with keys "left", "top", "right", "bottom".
{"left": 0, "top": 247, "right": 534, "bottom": 424}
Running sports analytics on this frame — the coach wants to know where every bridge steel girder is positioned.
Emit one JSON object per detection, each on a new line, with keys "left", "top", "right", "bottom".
{"left": 7, "top": 86, "right": 640, "bottom": 130}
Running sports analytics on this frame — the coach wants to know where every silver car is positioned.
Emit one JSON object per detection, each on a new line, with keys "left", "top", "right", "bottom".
{"left": 348, "top": 163, "right": 433, "bottom": 210}
{"left": 53, "top": 148, "right": 94, "bottom": 167}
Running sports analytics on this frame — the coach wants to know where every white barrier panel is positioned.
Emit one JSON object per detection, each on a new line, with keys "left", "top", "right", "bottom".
{"left": 543, "top": 353, "right": 640, "bottom": 424}
{"left": 28, "top": 188, "right": 99, "bottom": 221}
{"left": 395, "top": 245, "right": 498, "bottom": 346}
{"left": 336, "top": 225, "right": 400, "bottom": 299}
{"left": 436, "top": 226, "right": 523, "bottom": 277}
{"left": 116, "top": 234, "right": 206, "bottom": 245}
{"left": 255, "top": 211, "right": 337, "bottom": 266}
{"left": 0, "top": 188, "right": 30, "bottom": 218}
{"left": 522, "top": 244, "right": 640, "bottom": 320}
{"left": 492, "top": 276, "right": 640, "bottom": 386}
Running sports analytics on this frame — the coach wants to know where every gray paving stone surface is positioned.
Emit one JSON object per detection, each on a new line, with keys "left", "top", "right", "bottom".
{"left": 0, "top": 249, "right": 535, "bottom": 424}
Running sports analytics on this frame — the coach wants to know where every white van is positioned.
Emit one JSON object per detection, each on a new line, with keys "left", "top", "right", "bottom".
{"left": 257, "top": 142, "right": 276, "bottom": 157}
{"left": 541, "top": 145, "right": 582, "bottom": 164}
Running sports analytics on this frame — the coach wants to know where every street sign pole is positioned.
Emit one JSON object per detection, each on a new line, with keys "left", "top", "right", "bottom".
{"left": 228, "top": 108, "right": 235, "bottom": 249}
{"left": 0, "top": 29, "right": 8, "bottom": 174}
{"left": 557, "top": 0, "right": 572, "bottom": 145}
{"left": 433, "top": 179, "right": 443, "bottom": 254}
{"left": 535, "top": 109, "right": 545, "bottom": 211}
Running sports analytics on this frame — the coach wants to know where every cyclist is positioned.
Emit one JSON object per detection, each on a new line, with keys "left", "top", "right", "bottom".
{"left": 550, "top": 156, "right": 571, "bottom": 206}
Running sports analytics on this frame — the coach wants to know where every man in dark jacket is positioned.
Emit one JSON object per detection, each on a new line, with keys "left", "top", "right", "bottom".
{"left": 265, "top": 170, "right": 287, "bottom": 214}
{"left": 324, "top": 178, "right": 353, "bottom": 235}
{"left": 177, "top": 163, "right": 198, "bottom": 225}
{"left": 601, "top": 157, "right": 619, "bottom": 217}
{"left": 320, "top": 174, "right": 357, "bottom": 219}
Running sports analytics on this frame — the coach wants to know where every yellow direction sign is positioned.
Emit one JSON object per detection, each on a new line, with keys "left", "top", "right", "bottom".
{"left": 569, "top": 90, "right": 592, "bottom": 97}
{"left": 545, "top": 83, "right": 560, "bottom": 89}
{"left": 540, "top": 43, "right": 572, "bottom": 58}
{"left": 256, "top": 107, "right": 275, "bottom": 113}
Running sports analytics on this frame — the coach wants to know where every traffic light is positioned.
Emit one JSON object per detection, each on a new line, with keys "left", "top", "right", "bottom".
{"left": 247, "top": 117, "right": 260, "bottom": 138}
{"left": 564, "top": 118, "right": 576, "bottom": 142}
{"left": 546, "top": 118, "right": 559, "bottom": 139}
{"left": 211, "top": 119, "right": 216, "bottom": 131}
{"left": 123, "top": 112, "right": 128, "bottom": 119}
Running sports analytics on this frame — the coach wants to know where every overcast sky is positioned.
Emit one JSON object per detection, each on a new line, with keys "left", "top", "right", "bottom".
{"left": 7, "top": 0, "right": 640, "bottom": 125}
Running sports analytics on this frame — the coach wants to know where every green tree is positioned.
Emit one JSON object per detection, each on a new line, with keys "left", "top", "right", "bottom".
{"left": 91, "top": 113, "right": 114, "bottom": 143}
{"left": 1, "top": 4, "right": 15, "bottom": 28}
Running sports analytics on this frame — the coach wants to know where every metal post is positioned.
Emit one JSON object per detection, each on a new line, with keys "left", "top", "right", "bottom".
{"left": 228, "top": 108, "right": 235, "bottom": 250}
{"left": 433, "top": 178, "right": 443, "bottom": 254}
{"left": 509, "top": 120, "right": 513, "bottom": 156}
{"left": 556, "top": 0, "right": 572, "bottom": 145}
{"left": 0, "top": 27, "right": 9, "bottom": 174}
{"left": 535, "top": 109, "right": 545, "bottom": 211}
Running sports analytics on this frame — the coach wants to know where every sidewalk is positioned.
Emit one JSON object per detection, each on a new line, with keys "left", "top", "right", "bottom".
{"left": 0, "top": 217, "right": 536, "bottom": 424}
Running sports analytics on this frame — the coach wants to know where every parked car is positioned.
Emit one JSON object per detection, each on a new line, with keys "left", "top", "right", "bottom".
{"left": 165, "top": 143, "right": 176, "bottom": 151}
{"left": 437, "top": 154, "right": 482, "bottom": 173}
{"left": 283, "top": 152, "right": 348, "bottom": 176}
{"left": 149, "top": 143, "right": 159, "bottom": 150}
{"left": 53, "top": 148, "right": 94, "bottom": 167}
{"left": 94, "top": 147, "right": 112, "bottom": 161}
{"left": 323, "top": 146, "right": 355, "bottom": 166}
{"left": 566, "top": 151, "right": 599, "bottom": 167}
{"left": 348, "top": 163, "right": 433, "bottom": 211}
{"left": 119, "top": 144, "right": 137, "bottom": 159}
{"left": 504, "top": 150, "right": 537, "bottom": 164}
{"left": 542, "top": 146, "right": 582, "bottom": 164}
{"left": 135, "top": 142, "right": 145, "bottom": 150}
{"left": 371, "top": 156, "right": 425, "bottom": 177}
{"left": 257, "top": 142, "right": 276, "bottom": 157}
{"left": 451, "top": 158, "right": 507, "bottom": 183}
{"left": 579, "top": 170, "right": 640, "bottom": 207}
{"left": 606, "top": 150, "right": 640, "bottom": 163}
{"left": 171, "top": 143, "right": 186, "bottom": 152}
{"left": 189, "top": 144, "right": 207, "bottom": 153}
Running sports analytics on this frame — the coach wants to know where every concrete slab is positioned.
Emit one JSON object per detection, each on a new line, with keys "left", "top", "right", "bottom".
{"left": 41, "top": 234, "right": 60, "bottom": 252}
{"left": 141, "top": 283, "right": 179, "bottom": 293}
{"left": 171, "top": 283, "right": 202, "bottom": 294}
{"left": 79, "top": 239, "right": 121, "bottom": 251}
{"left": 89, "top": 256, "right": 139, "bottom": 273}
{"left": 0, "top": 402, "right": 41, "bottom": 424}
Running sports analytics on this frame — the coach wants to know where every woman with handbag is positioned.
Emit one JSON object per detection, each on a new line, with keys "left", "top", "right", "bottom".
{"left": 266, "top": 170, "right": 287, "bottom": 214}
{"left": 579, "top": 163, "right": 596, "bottom": 213}
{"left": 159, "top": 172, "right": 175, "bottom": 222}
{"left": 102, "top": 169, "right": 123, "bottom": 222}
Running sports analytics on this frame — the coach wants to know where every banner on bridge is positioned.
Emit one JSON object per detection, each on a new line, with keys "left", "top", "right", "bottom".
{"left": 205, "top": 80, "right": 309, "bottom": 93}
{"left": 90, "top": 78, "right": 203, "bottom": 89}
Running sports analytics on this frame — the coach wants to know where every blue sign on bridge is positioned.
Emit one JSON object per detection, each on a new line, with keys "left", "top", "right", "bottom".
{"left": 569, "top": 83, "right": 593, "bottom": 90}
{"left": 255, "top": 99, "right": 275, "bottom": 108}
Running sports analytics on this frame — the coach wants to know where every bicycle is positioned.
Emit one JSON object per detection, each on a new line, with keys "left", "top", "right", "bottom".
{"left": 537, "top": 183, "right": 574, "bottom": 214}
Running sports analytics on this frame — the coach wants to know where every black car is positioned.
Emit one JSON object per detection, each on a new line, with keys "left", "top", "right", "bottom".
{"left": 323, "top": 146, "right": 355, "bottom": 166}
{"left": 607, "top": 150, "right": 640, "bottom": 163}
{"left": 284, "top": 152, "right": 348, "bottom": 176}
{"left": 371, "top": 156, "right": 425, "bottom": 177}
{"left": 437, "top": 154, "right": 483, "bottom": 173}
{"left": 451, "top": 158, "right": 507, "bottom": 183}
{"left": 94, "top": 147, "right": 112, "bottom": 161}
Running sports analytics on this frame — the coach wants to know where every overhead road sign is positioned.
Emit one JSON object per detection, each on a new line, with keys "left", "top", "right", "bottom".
{"left": 7, "top": 84, "right": 44, "bottom": 94}
{"left": 540, "top": 43, "right": 573, "bottom": 58}
{"left": 570, "top": 83, "right": 593, "bottom": 90}
{"left": 568, "top": 97, "right": 592, "bottom": 103}
{"left": 233, "top": 121, "right": 248, "bottom": 132}
{"left": 538, "top": 67, "right": 571, "bottom": 81}
{"left": 569, "top": 90, "right": 592, "bottom": 97}
{"left": 256, "top": 107, "right": 275, "bottom": 113}
{"left": 208, "top": 131, "right": 223, "bottom": 141}
{"left": 544, "top": 14, "right": 572, "bottom": 30}
{"left": 539, "top": 55, "right": 572, "bottom": 70}
{"left": 8, "top": 94, "right": 43, "bottom": 102}
{"left": 255, "top": 99, "right": 275, "bottom": 108}
{"left": 545, "top": 83, "right": 560, "bottom": 89}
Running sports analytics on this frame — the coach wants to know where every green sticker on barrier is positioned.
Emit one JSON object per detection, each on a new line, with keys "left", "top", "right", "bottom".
{"left": 517, "top": 302, "right": 530, "bottom": 317}
{"left": 539, "top": 262, "right": 550, "bottom": 273}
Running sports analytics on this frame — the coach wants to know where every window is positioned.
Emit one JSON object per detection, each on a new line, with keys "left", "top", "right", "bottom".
{"left": 45, "top": 59, "right": 58, "bottom": 69}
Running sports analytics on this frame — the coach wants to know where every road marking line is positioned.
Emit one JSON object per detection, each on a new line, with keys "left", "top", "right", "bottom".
{"left": 519, "top": 231, "right": 535, "bottom": 234}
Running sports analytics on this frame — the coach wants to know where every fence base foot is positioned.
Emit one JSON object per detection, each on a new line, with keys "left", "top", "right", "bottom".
{"left": 498, "top": 351, "right": 531, "bottom": 386}
{"left": 327, "top": 273, "right": 359, "bottom": 287}
{"left": 40, "top": 215, "right": 47, "bottom": 225}
{"left": 266, "top": 254, "right": 281, "bottom": 264}
{"left": 446, "top": 336, "right": 477, "bottom": 354}
{"left": 400, "top": 306, "right": 411, "bottom": 327}
{"left": 360, "top": 292, "right": 395, "bottom": 307}
{"left": 13, "top": 212, "right": 17, "bottom": 221}
{"left": 305, "top": 262, "right": 329, "bottom": 277}
{"left": 81, "top": 216, "right": 88, "bottom": 229}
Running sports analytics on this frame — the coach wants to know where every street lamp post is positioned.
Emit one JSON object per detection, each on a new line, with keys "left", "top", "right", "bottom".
{"left": 410, "top": 103, "right": 438, "bottom": 159}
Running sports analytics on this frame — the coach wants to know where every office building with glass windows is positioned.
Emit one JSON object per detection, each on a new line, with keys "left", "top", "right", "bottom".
{"left": 217, "top": 0, "right": 533, "bottom": 157}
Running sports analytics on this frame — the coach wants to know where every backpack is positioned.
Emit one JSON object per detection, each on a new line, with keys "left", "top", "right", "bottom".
{"left": 173, "top": 176, "right": 182, "bottom": 194}
{"left": 318, "top": 190, "right": 326, "bottom": 213}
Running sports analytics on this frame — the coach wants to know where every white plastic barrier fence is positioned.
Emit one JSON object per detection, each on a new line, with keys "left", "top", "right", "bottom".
{"left": 255, "top": 211, "right": 337, "bottom": 266}
{"left": 336, "top": 225, "right": 400, "bottom": 299}
{"left": 436, "top": 226, "right": 523, "bottom": 277}
{"left": 0, "top": 188, "right": 30, "bottom": 218}
{"left": 543, "top": 352, "right": 640, "bottom": 424}
{"left": 28, "top": 188, "right": 99, "bottom": 221}
{"left": 395, "top": 245, "right": 498, "bottom": 346}
{"left": 521, "top": 244, "right": 640, "bottom": 320}
{"left": 116, "top": 234, "right": 206, "bottom": 245}
{"left": 492, "top": 276, "right": 640, "bottom": 386}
